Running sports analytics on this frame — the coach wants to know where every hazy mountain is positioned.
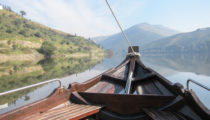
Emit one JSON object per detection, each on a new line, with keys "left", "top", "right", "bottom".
{"left": 96, "top": 23, "right": 179, "bottom": 54}
{"left": 142, "top": 28, "right": 210, "bottom": 53}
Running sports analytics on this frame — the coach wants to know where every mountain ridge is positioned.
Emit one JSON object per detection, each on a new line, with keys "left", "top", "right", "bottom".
{"left": 142, "top": 27, "right": 210, "bottom": 53}
{"left": 93, "top": 23, "right": 179, "bottom": 54}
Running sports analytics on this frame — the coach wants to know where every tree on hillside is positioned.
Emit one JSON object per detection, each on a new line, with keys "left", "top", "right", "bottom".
{"left": 20, "top": 10, "right": 26, "bottom": 17}
{"left": 39, "top": 41, "right": 56, "bottom": 58}
{"left": 3, "top": 5, "right": 12, "bottom": 11}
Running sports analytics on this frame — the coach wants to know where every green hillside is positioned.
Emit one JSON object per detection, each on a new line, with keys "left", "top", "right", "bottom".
{"left": 0, "top": 9, "right": 104, "bottom": 58}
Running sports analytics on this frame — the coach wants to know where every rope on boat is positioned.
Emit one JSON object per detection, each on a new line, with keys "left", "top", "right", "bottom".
{"left": 127, "top": 52, "right": 141, "bottom": 57}
{"left": 105, "top": 0, "right": 135, "bottom": 53}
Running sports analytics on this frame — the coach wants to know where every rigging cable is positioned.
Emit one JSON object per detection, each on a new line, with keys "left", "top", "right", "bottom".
{"left": 105, "top": 0, "right": 135, "bottom": 53}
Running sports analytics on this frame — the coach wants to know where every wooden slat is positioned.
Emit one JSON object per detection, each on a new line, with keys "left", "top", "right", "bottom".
{"left": 25, "top": 104, "right": 101, "bottom": 120}
{"left": 136, "top": 80, "right": 162, "bottom": 95}
{"left": 86, "top": 81, "right": 115, "bottom": 93}
{"left": 71, "top": 92, "right": 89, "bottom": 104}
{"left": 57, "top": 106, "right": 99, "bottom": 120}
{"left": 0, "top": 88, "right": 71, "bottom": 120}
{"left": 102, "top": 75, "right": 125, "bottom": 86}
{"left": 111, "top": 65, "right": 126, "bottom": 78}
{"left": 133, "top": 73, "right": 155, "bottom": 81}
{"left": 86, "top": 82, "right": 109, "bottom": 93}
{"left": 143, "top": 108, "right": 185, "bottom": 120}
{"left": 44, "top": 105, "right": 90, "bottom": 120}
{"left": 79, "top": 92, "right": 175, "bottom": 114}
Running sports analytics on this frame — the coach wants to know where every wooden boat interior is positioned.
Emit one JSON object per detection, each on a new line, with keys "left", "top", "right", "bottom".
{"left": 68, "top": 47, "right": 210, "bottom": 119}
{"left": 0, "top": 46, "right": 209, "bottom": 120}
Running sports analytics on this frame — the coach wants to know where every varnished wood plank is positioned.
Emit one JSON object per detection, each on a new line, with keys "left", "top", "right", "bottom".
{"left": 85, "top": 82, "right": 108, "bottom": 93}
{"left": 79, "top": 92, "right": 175, "bottom": 114}
{"left": 184, "top": 91, "right": 210, "bottom": 119}
{"left": 36, "top": 104, "right": 77, "bottom": 118}
{"left": 69, "top": 75, "right": 102, "bottom": 92}
{"left": 39, "top": 104, "right": 89, "bottom": 120}
{"left": 143, "top": 108, "right": 182, "bottom": 120}
{"left": 58, "top": 106, "right": 100, "bottom": 120}
{"left": 70, "top": 109, "right": 100, "bottom": 120}
{"left": 28, "top": 104, "right": 101, "bottom": 120}
{"left": 136, "top": 80, "right": 162, "bottom": 95}
{"left": 71, "top": 92, "right": 89, "bottom": 104}
{"left": 160, "top": 95, "right": 184, "bottom": 111}
{"left": 0, "top": 88, "right": 71, "bottom": 120}
{"left": 112, "top": 66, "right": 126, "bottom": 77}
{"left": 102, "top": 74, "right": 126, "bottom": 86}
{"left": 104, "top": 60, "right": 129, "bottom": 76}
{"left": 44, "top": 105, "right": 91, "bottom": 120}
{"left": 133, "top": 73, "right": 155, "bottom": 82}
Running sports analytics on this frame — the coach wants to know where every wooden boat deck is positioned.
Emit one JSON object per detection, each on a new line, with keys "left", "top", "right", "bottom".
{"left": 1, "top": 46, "right": 209, "bottom": 120}
{"left": 23, "top": 104, "right": 101, "bottom": 120}
{"left": 143, "top": 108, "right": 186, "bottom": 120}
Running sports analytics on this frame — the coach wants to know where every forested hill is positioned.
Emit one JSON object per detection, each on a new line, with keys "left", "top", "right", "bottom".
{"left": 142, "top": 28, "right": 210, "bottom": 53}
{"left": 0, "top": 9, "right": 103, "bottom": 59}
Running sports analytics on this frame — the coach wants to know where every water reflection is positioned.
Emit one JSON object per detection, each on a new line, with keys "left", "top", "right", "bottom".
{"left": 0, "top": 56, "right": 103, "bottom": 113}
{"left": 142, "top": 53, "right": 210, "bottom": 109}
{"left": 62, "top": 53, "right": 210, "bottom": 109}
{"left": 142, "top": 53, "right": 210, "bottom": 76}
{"left": 0, "top": 53, "right": 210, "bottom": 114}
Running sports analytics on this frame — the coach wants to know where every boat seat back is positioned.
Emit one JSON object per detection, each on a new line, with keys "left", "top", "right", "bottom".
{"left": 78, "top": 92, "right": 175, "bottom": 115}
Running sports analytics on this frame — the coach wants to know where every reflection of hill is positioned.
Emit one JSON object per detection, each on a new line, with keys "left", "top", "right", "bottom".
{"left": 142, "top": 53, "right": 210, "bottom": 76}
{"left": 94, "top": 53, "right": 126, "bottom": 71}
{"left": 0, "top": 56, "right": 103, "bottom": 105}
{"left": 94, "top": 53, "right": 210, "bottom": 77}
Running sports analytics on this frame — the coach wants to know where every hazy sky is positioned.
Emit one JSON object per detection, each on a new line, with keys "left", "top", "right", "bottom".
{"left": 1, "top": 0, "right": 210, "bottom": 37}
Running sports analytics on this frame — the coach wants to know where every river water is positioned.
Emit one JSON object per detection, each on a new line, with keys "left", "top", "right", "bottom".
{"left": 0, "top": 53, "right": 210, "bottom": 114}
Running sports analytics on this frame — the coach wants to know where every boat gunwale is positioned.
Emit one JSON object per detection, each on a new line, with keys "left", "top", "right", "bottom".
{"left": 0, "top": 88, "right": 71, "bottom": 120}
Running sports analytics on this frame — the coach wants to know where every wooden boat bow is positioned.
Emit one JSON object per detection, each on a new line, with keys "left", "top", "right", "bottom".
{"left": 0, "top": 46, "right": 209, "bottom": 120}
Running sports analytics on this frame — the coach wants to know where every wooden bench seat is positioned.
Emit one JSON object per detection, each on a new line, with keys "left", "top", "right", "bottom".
{"left": 143, "top": 108, "right": 186, "bottom": 120}
{"left": 24, "top": 104, "right": 101, "bottom": 120}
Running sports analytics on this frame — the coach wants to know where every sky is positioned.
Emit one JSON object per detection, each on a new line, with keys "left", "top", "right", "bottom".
{"left": 0, "top": 0, "right": 210, "bottom": 38}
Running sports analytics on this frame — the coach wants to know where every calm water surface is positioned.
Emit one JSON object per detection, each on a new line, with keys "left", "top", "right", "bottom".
{"left": 0, "top": 53, "right": 210, "bottom": 114}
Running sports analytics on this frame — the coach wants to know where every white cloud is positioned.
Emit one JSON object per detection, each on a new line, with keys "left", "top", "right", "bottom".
{"left": 1, "top": 0, "right": 145, "bottom": 37}
{"left": 44, "top": 0, "right": 118, "bottom": 37}
{"left": 1, "top": 0, "right": 210, "bottom": 37}
{"left": 2, "top": 0, "right": 126, "bottom": 37}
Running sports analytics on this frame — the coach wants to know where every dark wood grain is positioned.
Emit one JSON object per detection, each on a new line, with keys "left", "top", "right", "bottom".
{"left": 24, "top": 104, "right": 101, "bottom": 120}
{"left": 143, "top": 108, "right": 184, "bottom": 120}
{"left": 183, "top": 90, "right": 210, "bottom": 119}
{"left": 128, "top": 46, "right": 139, "bottom": 53}
{"left": 0, "top": 88, "right": 71, "bottom": 120}
{"left": 79, "top": 92, "right": 175, "bottom": 115}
